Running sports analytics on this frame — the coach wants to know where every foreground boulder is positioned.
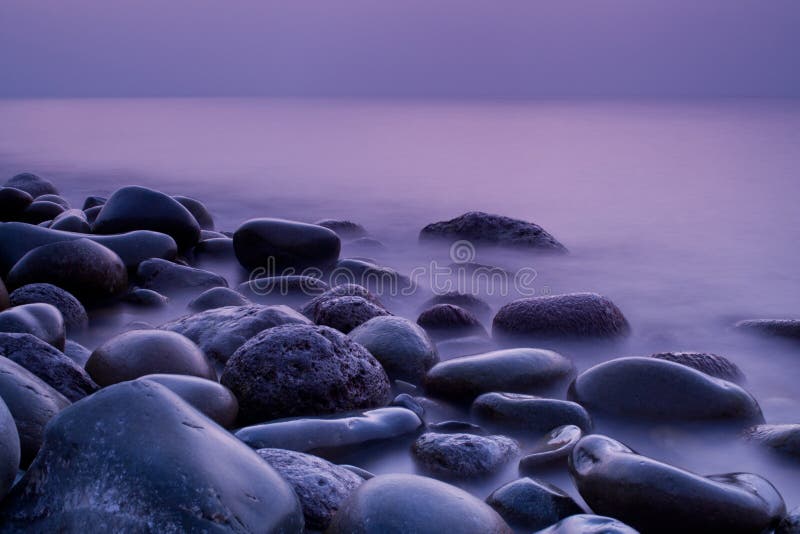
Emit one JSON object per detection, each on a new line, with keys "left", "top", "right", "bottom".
{"left": 735, "top": 319, "right": 800, "bottom": 340}
{"left": 651, "top": 351, "right": 743, "bottom": 382}
{"left": 0, "top": 302, "right": 65, "bottom": 350}
{"left": 472, "top": 392, "right": 592, "bottom": 434}
{"left": 9, "top": 283, "right": 88, "bottom": 332}
{"left": 327, "top": 474, "right": 511, "bottom": 534}
{"left": 4, "top": 172, "right": 58, "bottom": 198}
{"left": 0, "top": 398, "right": 20, "bottom": 501}
{"left": 419, "top": 211, "right": 566, "bottom": 252}
{"left": 744, "top": 424, "right": 800, "bottom": 457}
{"left": 138, "top": 374, "right": 238, "bottom": 428}
{"left": 493, "top": 293, "right": 630, "bottom": 339}
{"left": 486, "top": 477, "right": 583, "bottom": 531}
{"left": 221, "top": 324, "right": 391, "bottom": 423}
{"left": 0, "top": 380, "right": 304, "bottom": 532}
{"left": 136, "top": 258, "right": 227, "bottom": 295}
{"left": 233, "top": 218, "right": 340, "bottom": 271}
{"left": 570, "top": 434, "right": 785, "bottom": 534}
{"left": 412, "top": 432, "right": 519, "bottom": 478}
{"left": 534, "top": 514, "right": 639, "bottom": 534}
{"left": 568, "top": 357, "right": 762, "bottom": 422}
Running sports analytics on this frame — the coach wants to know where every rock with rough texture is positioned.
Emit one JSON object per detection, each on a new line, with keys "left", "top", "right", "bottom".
{"left": 312, "top": 295, "right": 390, "bottom": 334}
{"left": 0, "top": 278, "right": 8, "bottom": 311}
{"left": 187, "top": 286, "right": 250, "bottom": 312}
{"left": 412, "top": 432, "right": 519, "bottom": 477}
{"left": 160, "top": 304, "right": 311, "bottom": 363}
{"left": 744, "top": 424, "right": 800, "bottom": 457}
{"left": 425, "top": 348, "right": 574, "bottom": 401}
{"left": 520, "top": 425, "right": 583, "bottom": 470}
{"left": 327, "top": 474, "right": 512, "bottom": 534}
{"left": 173, "top": 195, "right": 215, "bottom": 230}
{"left": 235, "top": 407, "right": 422, "bottom": 455}
{"left": 486, "top": 477, "right": 583, "bottom": 531}
{"left": 735, "top": 319, "right": 800, "bottom": 340}
{"left": 4, "top": 173, "right": 58, "bottom": 198}
{"left": 493, "top": 292, "right": 630, "bottom": 339}
{"left": 472, "top": 392, "right": 592, "bottom": 434}
{"left": 0, "top": 380, "right": 304, "bottom": 532}
{"left": 221, "top": 324, "right": 391, "bottom": 423}
{"left": 568, "top": 357, "right": 763, "bottom": 422}
{"left": 93, "top": 185, "right": 201, "bottom": 249}
{"left": 315, "top": 219, "right": 368, "bottom": 239}
{"left": 417, "top": 303, "right": 486, "bottom": 340}
{"left": 0, "top": 187, "right": 33, "bottom": 222}
{"left": 650, "top": 351, "right": 744, "bottom": 382}
{"left": 138, "top": 374, "right": 238, "bottom": 428}
{"left": 301, "top": 283, "right": 384, "bottom": 318}
{"left": 0, "top": 302, "right": 65, "bottom": 350}
{"left": 6, "top": 238, "right": 128, "bottom": 302}
{"left": 86, "top": 329, "right": 216, "bottom": 386}
{"left": 233, "top": 218, "right": 340, "bottom": 271}
{"left": 348, "top": 316, "right": 438, "bottom": 384}
{"left": 422, "top": 291, "right": 492, "bottom": 320}
{"left": 9, "top": 283, "right": 88, "bottom": 332}
{"left": 0, "top": 398, "right": 18, "bottom": 501}
{"left": 569, "top": 434, "right": 785, "bottom": 534}
{"left": 534, "top": 514, "right": 640, "bottom": 534}
{"left": 256, "top": 448, "right": 362, "bottom": 530}
{"left": 136, "top": 258, "right": 227, "bottom": 295}
{"left": 63, "top": 339, "right": 91, "bottom": 366}
{"left": 0, "top": 333, "right": 98, "bottom": 402}
{"left": 50, "top": 209, "right": 91, "bottom": 233}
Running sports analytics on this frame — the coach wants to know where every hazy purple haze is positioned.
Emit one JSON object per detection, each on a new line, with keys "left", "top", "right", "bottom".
{"left": 1, "top": 0, "right": 799, "bottom": 98}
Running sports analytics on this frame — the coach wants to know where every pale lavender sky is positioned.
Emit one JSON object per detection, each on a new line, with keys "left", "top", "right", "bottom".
{"left": 1, "top": 0, "right": 799, "bottom": 98}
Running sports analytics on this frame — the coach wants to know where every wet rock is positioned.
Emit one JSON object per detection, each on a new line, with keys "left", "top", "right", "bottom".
{"left": 93, "top": 185, "right": 201, "bottom": 249}
{"left": 4, "top": 172, "right": 58, "bottom": 198}
{"left": 173, "top": 195, "right": 214, "bottom": 230}
{"left": 233, "top": 218, "right": 340, "bottom": 271}
{"left": 136, "top": 257, "right": 226, "bottom": 295}
{"left": 0, "top": 302, "right": 65, "bottom": 350}
{"left": 348, "top": 316, "right": 439, "bottom": 384}
{"left": 194, "top": 237, "right": 234, "bottom": 259}
{"left": 256, "top": 448, "right": 362, "bottom": 531}
{"left": 744, "top": 424, "right": 800, "bottom": 457}
{"left": 220, "top": 324, "right": 391, "bottom": 423}
{"left": 419, "top": 211, "right": 566, "bottom": 252}
{"left": 21, "top": 200, "right": 64, "bottom": 224}
{"left": 5, "top": 238, "right": 129, "bottom": 302}
{"left": 0, "top": 398, "right": 19, "bottom": 501}
{"left": 417, "top": 303, "right": 486, "bottom": 340}
{"left": 331, "top": 258, "right": 412, "bottom": 295}
{"left": 328, "top": 473, "right": 511, "bottom": 533}
{"left": 236, "top": 407, "right": 422, "bottom": 455}
{"left": 0, "top": 357, "right": 70, "bottom": 467}
{"left": 315, "top": 219, "right": 368, "bottom": 239}
{"left": 735, "top": 319, "right": 800, "bottom": 340}
{"left": 428, "top": 420, "right": 485, "bottom": 434}
{"left": 188, "top": 286, "right": 249, "bottom": 312}
{"left": 391, "top": 393, "right": 425, "bottom": 418}
{"left": 0, "top": 187, "right": 33, "bottom": 221}
{"left": 9, "top": 283, "right": 88, "bottom": 332}
{"left": 34, "top": 194, "right": 68, "bottom": 209}
{"left": 425, "top": 348, "right": 574, "bottom": 402}
{"left": 0, "top": 380, "right": 303, "bottom": 532}
{"left": 311, "top": 295, "right": 390, "bottom": 334}
{"left": 493, "top": 292, "right": 630, "bottom": 339}
{"left": 412, "top": 432, "right": 519, "bottom": 477}
{"left": 138, "top": 374, "right": 238, "bottom": 428}
{"left": 81, "top": 195, "right": 106, "bottom": 210}
{"left": 0, "top": 333, "right": 98, "bottom": 402}
{"left": 472, "top": 392, "right": 592, "bottom": 434}
{"left": 0, "top": 278, "right": 7, "bottom": 311}
{"left": 519, "top": 425, "right": 583, "bottom": 470}
{"left": 160, "top": 304, "right": 311, "bottom": 363}
{"left": 486, "top": 477, "right": 583, "bottom": 531}
{"left": 63, "top": 339, "right": 91, "bottom": 366}
{"left": 239, "top": 275, "right": 329, "bottom": 303}
{"left": 651, "top": 351, "right": 744, "bottom": 382}
{"left": 86, "top": 329, "right": 216, "bottom": 386}
{"left": 778, "top": 506, "right": 800, "bottom": 534}
{"left": 568, "top": 357, "right": 763, "bottom": 422}
{"left": 341, "top": 465, "right": 374, "bottom": 480}
{"left": 301, "top": 283, "right": 384, "bottom": 319}
{"left": 534, "top": 514, "right": 640, "bottom": 534}
{"left": 123, "top": 287, "right": 169, "bottom": 307}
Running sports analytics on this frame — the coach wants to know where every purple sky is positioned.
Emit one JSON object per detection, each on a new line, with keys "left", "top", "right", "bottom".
{"left": 1, "top": 0, "right": 799, "bottom": 98}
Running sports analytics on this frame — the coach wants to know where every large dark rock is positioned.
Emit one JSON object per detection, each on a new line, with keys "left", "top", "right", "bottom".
{"left": 50, "top": 209, "right": 91, "bottom": 233}
{"left": 493, "top": 292, "right": 630, "bottom": 339}
{"left": 419, "top": 211, "right": 566, "bottom": 252}
{"left": 138, "top": 374, "right": 238, "bottom": 428}
{"left": 312, "top": 295, "right": 390, "bottom": 334}
{"left": 256, "top": 448, "right": 363, "bottom": 531}
{"left": 472, "top": 392, "right": 592, "bottom": 434}
{"left": 651, "top": 351, "right": 744, "bottom": 382}
{"left": 6, "top": 238, "right": 128, "bottom": 302}
{"left": 412, "top": 432, "right": 518, "bottom": 477}
{"left": 173, "top": 195, "right": 214, "bottom": 231}
{"left": 187, "top": 286, "right": 250, "bottom": 312}
{"left": 327, "top": 474, "right": 511, "bottom": 534}
{"left": 0, "top": 187, "right": 33, "bottom": 222}
{"left": 235, "top": 407, "right": 422, "bottom": 455}
{"left": 0, "top": 302, "right": 65, "bottom": 350}
{"left": 744, "top": 424, "right": 800, "bottom": 457}
{"left": 534, "top": 514, "right": 639, "bottom": 534}
{"left": 519, "top": 425, "right": 583, "bottom": 471}
{"left": 93, "top": 185, "right": 201, "bottom": 249}
{"left": 136, "top": 258, "right": 227, "bottom": 295}
{"left": 735, "top": 319, "right": 800, "bottom": 340}
{"left": 233, "top": 218, "right": 340, "bottom": 271}
{"left": 301, "top": 283, "right": 384, "bottom": 319}
{"left": 570, "top": 434, "right": 785, "bottom": 534}
{"left": 9, "top": 283, "right": 88, "bottom": 332}
{"left": 4, "top": 173, "right": 58, "bottom": 198}
{"left": 425, "top": 348, "right": 574, "bottom": 401}
{"left": 568, "top": 357, "right": 763, "bottom": 422}
{"left": 161, "top": 304, "right": 311, "bottom": 363}
{"left": 348, "top": 316, "right": 438, "bottom": 383}
{"left": 0, "top": 333, "right": 98, "bottom": 402}
{"left": 220, "top": 324, "right": 391, "bottom": 423}
{"left": 20, "top": 200, "right": 63, "bottom": 224}
{"left": 0, "top": 398, "right": 19, "bottom": 501}
{"left": 486, "top": 477, "right": 583, "bottom": 531}
{"left": 0, "top": 380, "right": 303, "bottom": 532}
{"left": 86, "top": 329, "right": 216, "bottom": 387}
{"left": 417, "top": 303, "right": 486, "bottom": 340}
{"left": 314, "top": 219, "right": 368, "bottom": 239}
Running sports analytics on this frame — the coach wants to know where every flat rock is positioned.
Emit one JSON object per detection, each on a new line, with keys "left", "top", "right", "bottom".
{"left": 330, "top": 258, "right": 412, "bottom": 296}
{"left": 9, "top": 283, "right": 88, "bottom": 332}
{"left": 735, "top": 319, "right": 800, "bottom": 340}
{"left": 21, "top": 200, "right": 64, "bottom": 224}
{"left": 136, "top": 257, "right": 227, "bottom": 295}
{"left": 233, "top": 218, "right": 340, "bottom": 271}
{"left": 138, "top": 374, "right": 238, "bottom": 428}
{"left": 486, "top": 477, "right": 584, "bottom": 531}
{"left": 472, "top": 392, "right": 592, "bottom": 434}
{"left": 412, "top": 432, "right": 519, "bottom": 477}
{"left": 0, "top": 302, "right": 65, "bottom": 350}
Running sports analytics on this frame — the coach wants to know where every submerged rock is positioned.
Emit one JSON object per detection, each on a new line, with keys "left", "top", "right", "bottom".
{"left": 9, "top": 283, "right": 88, "bottom": 332}
{"left": 735, "top": 319, "right": 800, "bottom": 340}
{"left": 534, "top": 514, "right": 640, "bottom": 534}
{"left": 412, "top": 432, "right": 519, "bottom": 477}
{"left": 519, "top": 425, "right": 583, "bottom": 470}
{"left": 472, "top": 392, "right": 592, "bottom": 434}
{"left": 138, "top": 374, "right": 238, "bottom": 428}
{"left": 233, "top": 218, "right": 340, "bottom": 271}
{"left": 744, "top": 424, "right": 800, "bottom": 457}
{"left": 0, "top": 302, "right": 65, "bottom": 350}
{"left": 315, "top": 219, "right": 368, "bottom": 239}
{"left": 187, "top": 286, "right": 250, "bottom": 312}
{"left": 422, "top": 291, "right": 492, "bottom": 320}
{"left": 650, "top": 351, "right": 744, "bottom": 382}
{"left": 486, "top": 477, "right": 583, "bottom": 531}
{"left": 136, "top": 257, "right": 227, "bottom": 295}
{"left": 417, "top": 303, "right": 486, "bottom": 340}
{"left": 4, "top": 172, "right": 58, "bottom": 198}
{"left": 330, "top": 258, "right": 412, "bottom": 296}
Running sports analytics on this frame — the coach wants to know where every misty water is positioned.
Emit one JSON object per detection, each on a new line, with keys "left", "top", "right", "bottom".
{"left": 2, "top": 98, "right": 799, "bottom": 514}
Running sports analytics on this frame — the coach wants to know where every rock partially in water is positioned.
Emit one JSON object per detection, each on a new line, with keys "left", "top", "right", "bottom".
{"left": 349, "top": 316, "right": 439, "bottom": 383}
{"left": 0, "top": 380, "right": 304, "bottom": 532}
{"left": 50, "top": 208, "right": 91, "bottom": 233}
{"left": 327, "top": 473, "right": 512, "bottom": 534}
{"left": 744, "top": 424, "right": 800, "bottom": 457}
{"left": 194, "top": 236, "right": 235, "bottom": 260}
{"left": 86, "top": 329, "right": 217, "bottom": 386}
{"left": 428, "top": 420, "right": 485, "bottom": 434}
{"left": 173, "top": 195, "right": 215, "bottom": 231}
{"left": 256, "top": 448, "right": 363, "bottom": 531}
{"left": 0, "top": 187, "right": 33, "bottom": 222}
{"left": 34, "top": 194, "right": 69, "bottom": 209}
{"left": 493, "top": 292, "right": 630, "bottom": 340}
{"left": 0, "top": 278, "right": 8, "bottom": 311}
{"left": 4, "top": 172, "right": 59, "bottom": 198}
{"left": 315, "top": 219, "right": 368, "bottom": 239}
{"left": 187, "top": 286, "right": 250, "bottom": 312}
{"left": 161, "top": 304, "right": 311, "bottom": 363}
{"left": 0, "top": 302, "right": 65, "bottom": 350}
{"left": 81, "top": 196, "right": 106, "bottom": 210}
{"left": 472, "top": 392, "right": 592, "bottom": 434}
{"left": 568, "top": 357, "right": 763, "bottom": 422}
{"left": 0, "top": 398, "right": 19, "bottom": 501}
{"left": 0, "top": 333, "right": 98, "bottom": 402}
{"left": 138, "top": 374, "right": 238, "bottom": 428}
{"left": 534, "top": 514, "right": 640, "bottom": 534}
{"left": 569, "top": 434, "right": 785, "bottom": 534}
{"left": 233, "top": 217, "right": 340, "bottom": 271}
{"left": 778, "top": 506, "right": 800, "bottom": 534}
{"left": 417, "top": 303, "right": 486, "bottom": 340}
{"left": 312, "top": 295, "right": 390, "bottom": 333}
{"left": 735, "top": 319, "right": 800, "bottom": 340}
{"left": 301, "top": 283, "right": 384, "bottom": 318}
{"left": 422, "top": 292, "right": 492, "bottom": 320}
{"left": 136, "top": 257, "right": 227, "bottom": 295}
{"left": 5, "top": 238, "right": 128, "bottom": 302}
{"left": 239, "top": 275, "right": 330, "bottom": 304}
{"left": 486, "top": 477, "right": 584, "bottom": 531}
{"left": 21, "top": 200, "right": 64, "bottom": 224}
{"left": 83, "top": 205, "right": 101, "bottom": 223}
{"left": 650, "top": 351, "right": 744, "bottom": 382}
{"left": 63, "top": 339, "right": 91, "bottom": 366}
{"left": 123, "top": 287, "right": 169, "bottom": 307}
{"left": 412, "top": 432, "right": 519, "bottom": 478}
{"left": 519, "top": 425, "right": 583, "bottom": 470}
{"left": 9, "top": 283, "right": 88, "bottom": 332}
{"left": 93, "top": 185, "right": 201, "bottom": 249}
{"left": 425, "top": 348, "right": 574, "bottom": 402}
{"left": 391, "top": 393, "right": 425, "bottom": 418}
{"left": 330, "top": 258, "right": 412, "bottom": 296}
{"left": 221, "top": 324, "right": 391, "bottom": 423}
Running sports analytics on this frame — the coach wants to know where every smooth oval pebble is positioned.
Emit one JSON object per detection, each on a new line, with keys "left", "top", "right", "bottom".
{"left": 486, "top": 477, "right": 584, "bottom": 531}
{"left": 519, "top": 425, "right": 583, "bottom": 470}
{"left": 136, "top": 257, "right": 227, "bottom": 296}
{"left": 187, "top": 286, "right": 249, "bottom": 312}
{"left": 233, "top": 217, "right": 340, "bottom": 271}
{"left": 472, "top": 392, "right": 592, "bottom": 434}
{"left": 533, "top": 514, "right": 640, "bottom": 534}
{"left": 0, "top": 302, "right": 65, "bottom": 350}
